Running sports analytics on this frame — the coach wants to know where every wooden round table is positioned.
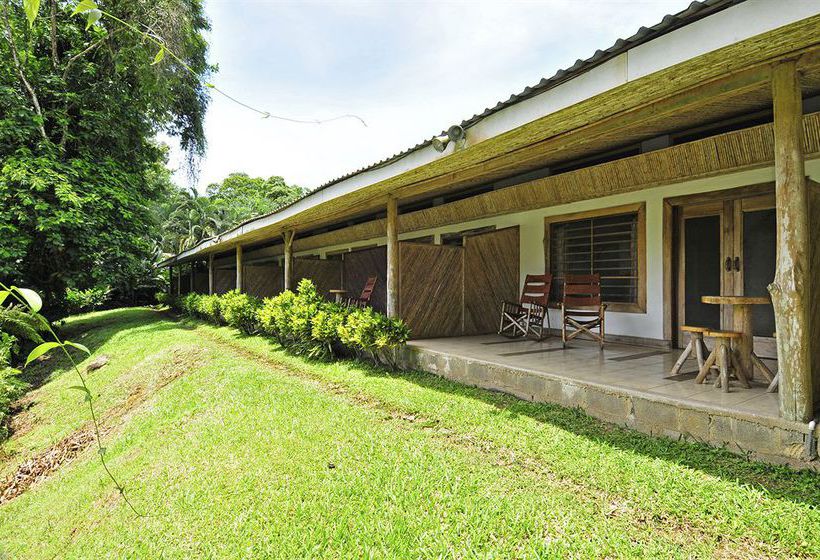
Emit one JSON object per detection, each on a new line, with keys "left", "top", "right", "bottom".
{"left": 701, "top": 295, "right": 770, "bottom": 381}
{"left": 329, "top": 289, "right": 347, "bottom": 304}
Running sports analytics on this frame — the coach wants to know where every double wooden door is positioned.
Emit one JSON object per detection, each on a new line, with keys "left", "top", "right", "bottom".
{"left": 675, "top": 193, "right": 777, "bottom": 356}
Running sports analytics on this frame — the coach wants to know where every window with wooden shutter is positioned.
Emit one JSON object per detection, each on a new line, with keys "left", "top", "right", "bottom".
{"left": 545, "top": 203, "right": 646, "bottom": 313}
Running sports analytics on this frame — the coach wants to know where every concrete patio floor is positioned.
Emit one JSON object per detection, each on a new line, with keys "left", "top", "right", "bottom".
{"left": 399, "top": 334, "right": 820, "bottom": 467}
{"left": 409, "top": 334, "right": 780, "bottom": 420}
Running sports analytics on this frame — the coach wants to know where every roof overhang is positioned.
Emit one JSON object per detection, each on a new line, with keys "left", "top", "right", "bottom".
{"left": 161, "top": 1, "right": 820, "bottom": 267}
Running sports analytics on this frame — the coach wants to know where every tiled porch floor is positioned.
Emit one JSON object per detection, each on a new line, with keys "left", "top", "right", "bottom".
{"left": 409, "top": 334, "right": 780, "bottom": 420}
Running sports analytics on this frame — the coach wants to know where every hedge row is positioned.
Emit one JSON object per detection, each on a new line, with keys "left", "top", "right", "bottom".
{"left": 161, "top": 279, "right": 410, "bottom": 368}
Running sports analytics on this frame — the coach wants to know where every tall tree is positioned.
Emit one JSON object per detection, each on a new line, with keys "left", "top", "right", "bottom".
{"left": 155, "top": 173, "right": 305, "bottom": 255}
{"left": 0, "top": 0, "right": 211, "bottom": 308}
{"left": 206, "top": 172, "right": 305, "bottom": 228}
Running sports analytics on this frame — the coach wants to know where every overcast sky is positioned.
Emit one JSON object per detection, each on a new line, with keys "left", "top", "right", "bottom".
{"left": 173, "top": 0, "right": 692, "bottom": 192}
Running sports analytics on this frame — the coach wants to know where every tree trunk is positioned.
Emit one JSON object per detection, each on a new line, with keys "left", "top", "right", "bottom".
{"left": 770, "top": 61, "right": 812, "bottom": 422}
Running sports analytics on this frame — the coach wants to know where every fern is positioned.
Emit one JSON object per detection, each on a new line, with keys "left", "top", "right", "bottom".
{"left": 0, "top": 305, "right": 48, "bottom": 345}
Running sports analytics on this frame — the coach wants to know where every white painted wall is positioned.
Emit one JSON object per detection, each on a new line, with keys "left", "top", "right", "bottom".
{"left": 303, "top": 156, "right": 820, "bottom": 341}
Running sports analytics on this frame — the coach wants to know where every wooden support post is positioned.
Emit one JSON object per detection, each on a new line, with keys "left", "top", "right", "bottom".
{"left": 386, "top": 196, "right": 399, "bottom": 318}
{"left": 770, "top": 61, "right": 812, "bottom": 422}
{"left": 208, "top": 254, "right": 214, "bottom": 295}
{"left": 283, "top": 231, "right": 295, "bottom": 291}
{"left": 189, "top": 263, "right": 194, "bottom": 293}
{"left": 236, "top": 245, "right": 243, "bottom": 292}
{"left": 168, "top": 266, "right": 174, "bottom": 295}
{"left": 176, "top": 265, "right": 181, "bottom": 295}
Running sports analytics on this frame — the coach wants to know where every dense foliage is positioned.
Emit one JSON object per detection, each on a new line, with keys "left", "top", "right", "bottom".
{"left": 64, "top": 284, "right": 110, "bottom": 314}
{"left": 0, "top": 0, "right": 212, "bottom": 310}
{"left": 0, "top": 302, "right": 46, "bottom": 439}
{"left": 171, "top": 279, "right": 410, "bottom": 367}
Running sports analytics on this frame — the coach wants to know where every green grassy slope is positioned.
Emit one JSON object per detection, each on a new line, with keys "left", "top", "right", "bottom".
{"left": 0, "top": 308, "right": 818, "bottom": 558}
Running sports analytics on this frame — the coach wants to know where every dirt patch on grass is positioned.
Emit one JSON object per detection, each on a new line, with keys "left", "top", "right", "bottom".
{"left": 0, "top": 346, "right": 208, "bottom": 505}
{"left": 0, "top": 426, "right": 96, "bottom": 504}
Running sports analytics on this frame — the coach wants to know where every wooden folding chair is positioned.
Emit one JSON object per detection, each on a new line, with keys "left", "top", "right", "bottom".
{"left": 561, "top": 274, "right": 607, "bottom": 348}
{"left": 345, "top": 277, "right": 377, "bottom": 308}
{"left": 498, "top": 274, "right": 552, "bottom": 340}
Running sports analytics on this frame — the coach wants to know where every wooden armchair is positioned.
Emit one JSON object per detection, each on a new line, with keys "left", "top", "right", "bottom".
{"left": 345, "top": 277, "right": 377, "bottom": 308}
{"left": 498, "top": 274, "right": 552, "bottom": 340}
{"left": 561, "top": 274, "right": 607, "bottom": 348}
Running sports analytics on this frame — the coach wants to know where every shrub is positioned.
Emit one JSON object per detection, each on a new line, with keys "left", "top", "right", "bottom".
{"left": 258, "top": 290, "right": 296, "bottom": 344}
{"left": 195, "top": 294, "right": 222, "bottom": 323}
{"left": 155, "top": 291, "right": 174, "bottom": 306}
{"left": 338, "top": 306, "right": 410, "bottom": 369}
{"left": 258, "top": 279, "right": 409, "bottom": 365}
{"left": 219, "top": 291, "right": 262, "bottom": 334}
{"left": 0, "top": 333, "right": 28, "bottom": 441}
{"left": 65, "top": 285, "right": 111, "bottom": 314}
{"left": 0, "top": 365, "right": 26, "bottom": 441}
{"left": 169, "top": 279, "right": 410, "bottom": 367}
{"left": 179, "top": 293, "right": 202, "bottom": 317}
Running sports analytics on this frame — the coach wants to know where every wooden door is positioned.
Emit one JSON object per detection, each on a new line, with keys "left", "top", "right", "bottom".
{"left": 463, "top": 227, "right": 520, "bottom": 335}
{"left": 675, "top": 193, "right": 777, "bottom": 355}
{"left": 676, "top": 202, "right": 731, "bottom": 346}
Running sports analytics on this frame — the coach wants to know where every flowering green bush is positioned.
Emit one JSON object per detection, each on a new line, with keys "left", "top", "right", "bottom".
{"left": 218, "top": 291, "right": 262, "bottom": 334}
{"left": 179, "top": 293, "right": 202, "bottom": 316}
{"left": 195, "top": 294, "right": 222, "bottom": 324}
{"left": 173, "top": 279, "right": 409, "bottom": 366}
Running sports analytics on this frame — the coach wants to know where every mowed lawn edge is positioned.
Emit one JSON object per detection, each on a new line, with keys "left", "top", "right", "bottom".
{"left": 0, "top": 308, "right": 816, "bottom": 558}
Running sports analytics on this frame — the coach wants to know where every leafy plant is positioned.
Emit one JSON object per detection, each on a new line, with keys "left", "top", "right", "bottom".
{"left": 154, "top": 291, "right": 174, "bottom": 307}
{"left": 194, "top": 294, "right": 222, "bottom": 323}
{"left": 64, "top": 285, "right": 111, "bottom": 314}
{"left": 1, "top": 282, "right": 142, "bottom": 515}
{"left": 218, "top": 291, "right": 261, "bottom": 334}
{"left": 257, "top": 279, "right": 409, "bottom": 364}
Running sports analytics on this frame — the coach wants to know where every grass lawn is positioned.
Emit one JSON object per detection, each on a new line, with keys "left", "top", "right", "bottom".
{"left": 1, "top": 308, "right": 818, "bottom": 558}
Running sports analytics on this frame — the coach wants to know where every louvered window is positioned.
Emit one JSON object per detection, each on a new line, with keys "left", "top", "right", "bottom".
{"left": 549, "top": 211, "right": 640, "bottom": 305}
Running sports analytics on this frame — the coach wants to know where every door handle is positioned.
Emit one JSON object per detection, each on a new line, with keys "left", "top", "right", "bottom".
{"left": 724, "top": 257, "right": 732, "bottom": 272}
{"left": 733, "top": 256, "right": 741, "bottom": 272}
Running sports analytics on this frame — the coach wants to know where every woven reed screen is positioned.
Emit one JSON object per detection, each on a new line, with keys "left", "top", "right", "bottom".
{"left": 343, "top": 247, "right": 387, "bottom": 313}
{"left": 399, "top": 242, "right": 464, "bottom": 339}
{"left": 294, "top": 258, "right": 343, "bottom": 299}
{"left": 192, "top": 272, "right": 209, "bottom": 294}
{"left": 463, "top": 227, "right": 520, "bottom": 335}
{"left": 244, "top": 264, "right": 282, "bottom": 298}
{"left": 214, "top": 269, "right": 235, "bottom": 294}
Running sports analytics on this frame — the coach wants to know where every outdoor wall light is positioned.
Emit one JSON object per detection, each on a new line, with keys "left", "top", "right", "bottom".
{"left": 432, "top": 124, "right": 467, "bottom": 152}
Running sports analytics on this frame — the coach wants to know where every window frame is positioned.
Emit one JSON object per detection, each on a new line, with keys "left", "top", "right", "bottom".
{"left": 544, "top": 202, "right": 647, "bottom": 313}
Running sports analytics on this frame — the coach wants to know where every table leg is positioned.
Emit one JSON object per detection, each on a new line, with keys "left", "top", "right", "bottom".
{"left": 733, "top": 304, "right": 754, "bottom": 382}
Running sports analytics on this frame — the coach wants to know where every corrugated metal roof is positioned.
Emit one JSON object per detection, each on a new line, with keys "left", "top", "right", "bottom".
{"left": 165, "top": 0, "right": 746, "bottom": 264}
{"left": 310, "top": 0, "right": 745, "bottom": 192}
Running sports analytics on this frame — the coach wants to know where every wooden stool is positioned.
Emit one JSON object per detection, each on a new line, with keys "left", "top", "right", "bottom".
{"left": 696, "top": 331, "right": 749, "bottom": 392}
{"left": 670, "top": 326, "right": 710, "bottom": 376}
{"left": 766, "top": 331, "right": 779, "bottom": 393}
